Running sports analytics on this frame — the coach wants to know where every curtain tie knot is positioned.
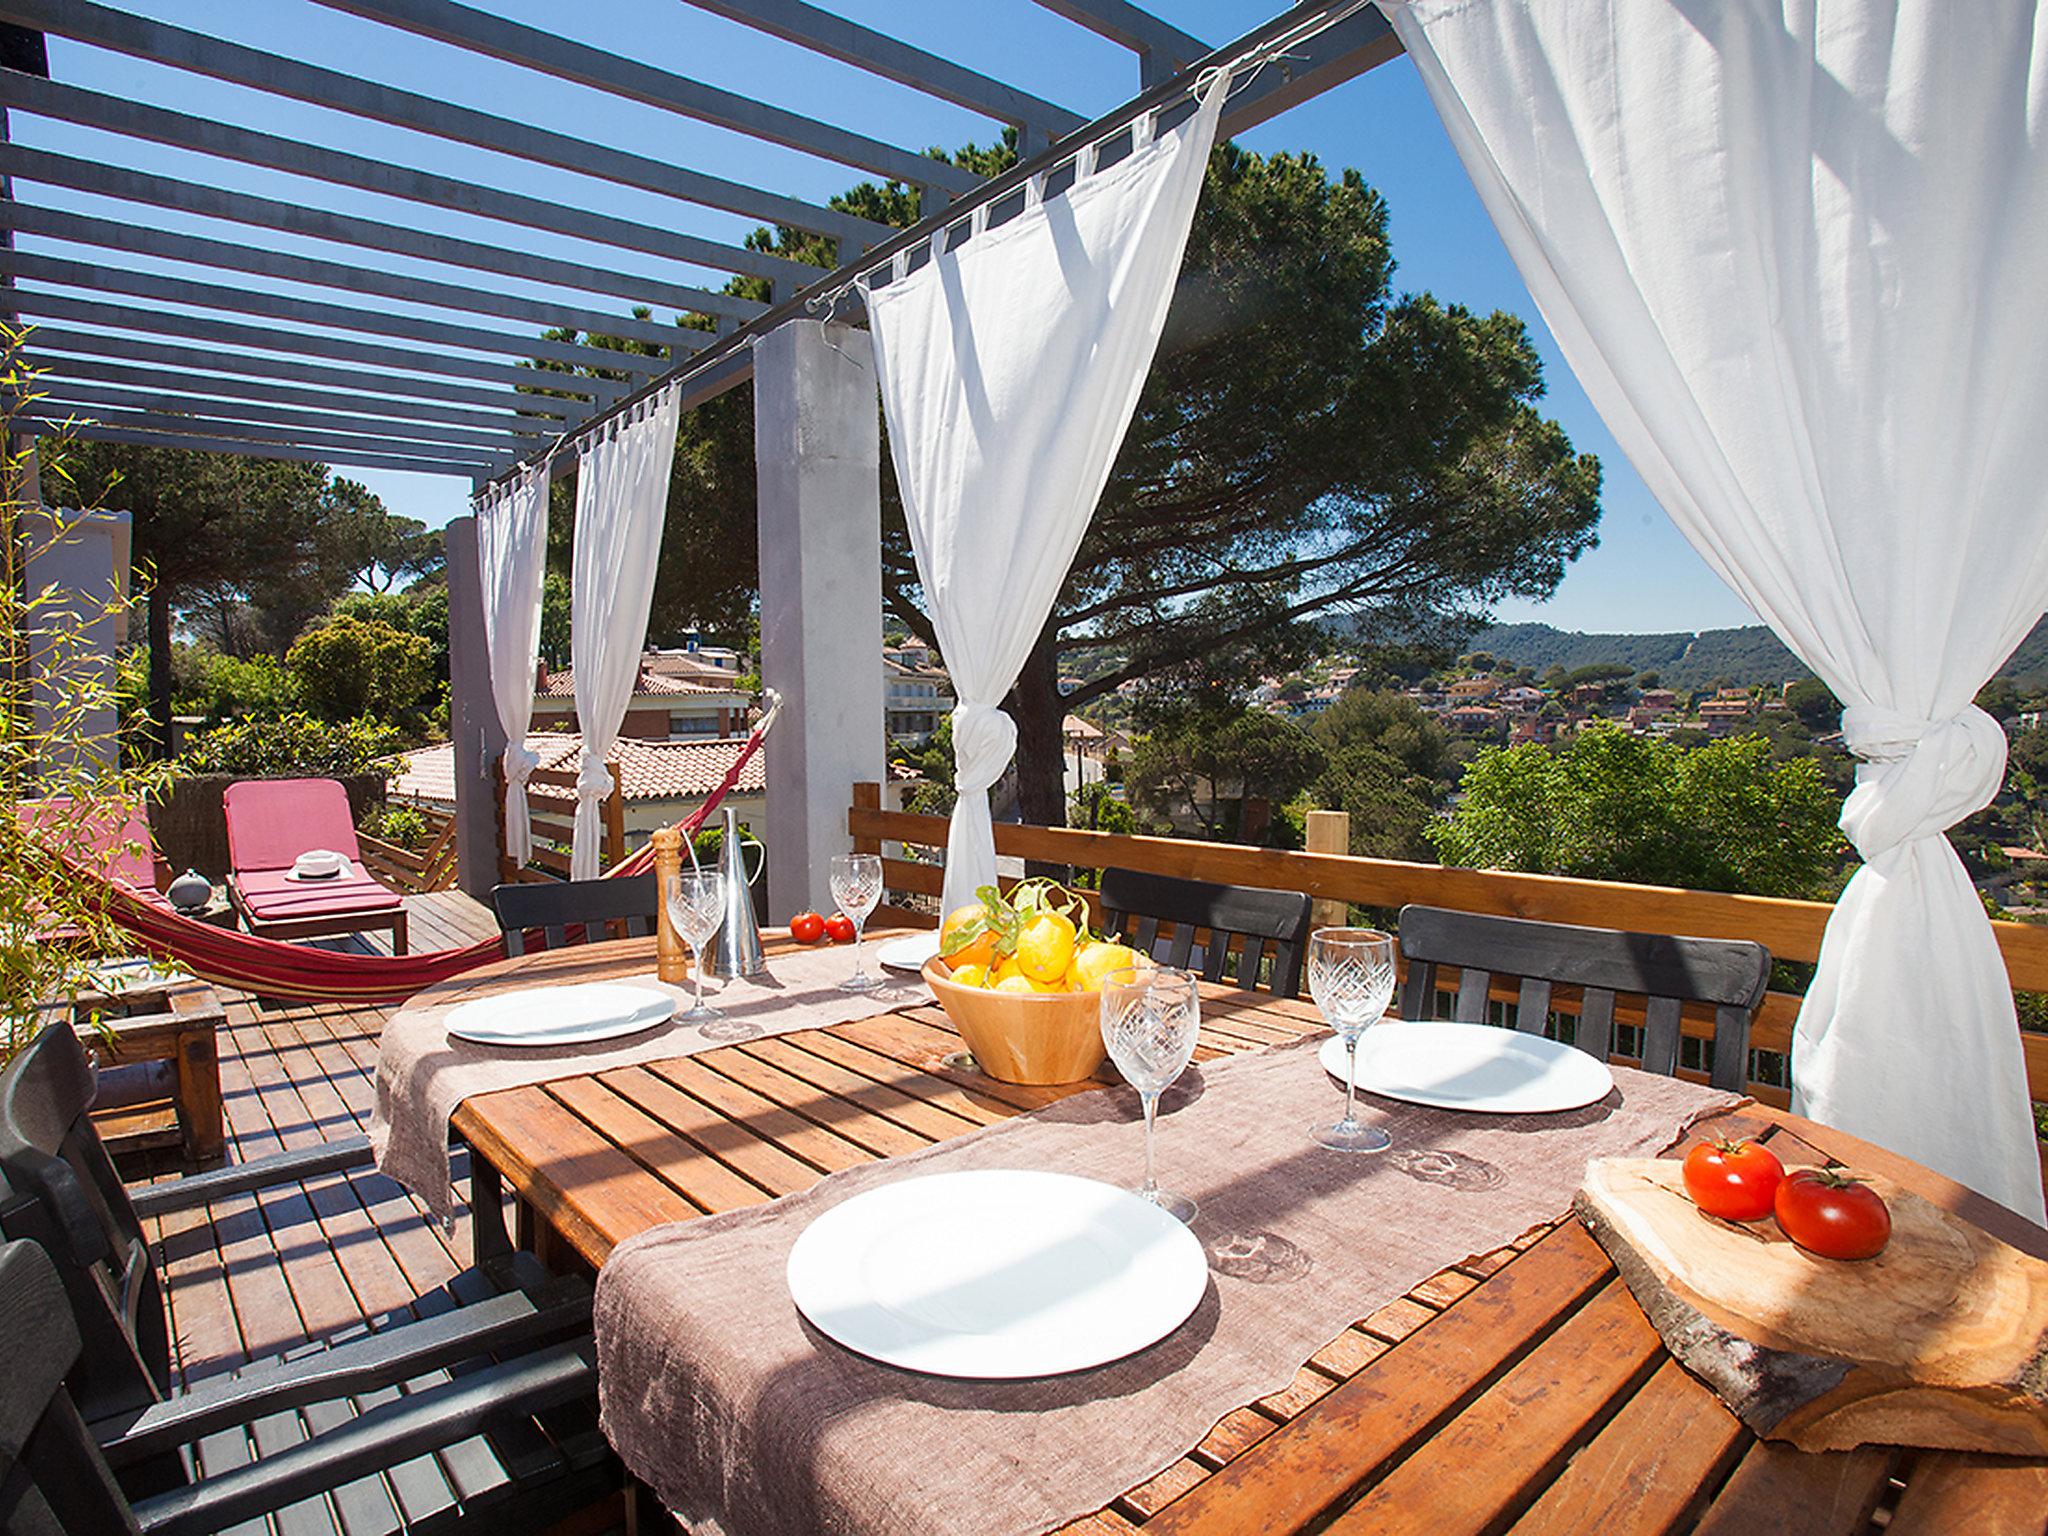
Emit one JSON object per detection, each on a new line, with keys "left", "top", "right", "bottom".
{"left": 1837, "top": 704, "right": 2006, "bottom": 861}
{"left": 502, "top": 742, "right": 541, "bottom": 787}
{"left": 950, "top": 703, "right": 1018, "bottom": 797}
{"left": 575, "top": 756, "right": 615, "bottom": 805}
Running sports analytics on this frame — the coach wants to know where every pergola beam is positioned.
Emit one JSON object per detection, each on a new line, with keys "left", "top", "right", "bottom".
{"left": 29, "top": 355, "right": 559, "bottom": 436}
{"left": 0, "top": 249, "right": 684, "bottom": 375}
{"left": 2, "top": 202, "right": 691, "bottom": 352}
{"left": 0, "top": 0, "right": 891, "bottom": 255}
{"left": 309, "top": 0, "right": 983, "bottom": 198}
{"left": 674, "top": 0, "right": 1084, "bottom": 151}
{"left": 32, "top": 381, "right": 540, "bottom": 454}
{"left": 8, "top": 291, "right": 632, "bottom": 401}
{"left": 0, "top": 145, "right": 770, "bottom": 325}
{"left": 19, "top": 416, "right": 506, "bottom": 478}
{"left": 13, "top": 400, "right": 505, "bottom": 465}
{"left": 0, "top": 70, "right": 829, "bottom": 292}
{"left": 1031, "top": 1, "right": 1207, "bottom": 86}
{"left": 25, "top": 328, "right": 579, "bottom": 421}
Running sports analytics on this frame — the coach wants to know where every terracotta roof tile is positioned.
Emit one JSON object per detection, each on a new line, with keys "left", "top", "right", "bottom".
{"left": 535, "top": 667, "right": 742, "bottom": 699}
{"left": 389, "top": 733, "right": 764, "bottom": 806}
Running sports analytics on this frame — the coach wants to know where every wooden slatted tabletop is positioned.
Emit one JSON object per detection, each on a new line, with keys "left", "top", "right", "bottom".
{"left": 420, "top": 933, "right": 2048, "bottom": 1536}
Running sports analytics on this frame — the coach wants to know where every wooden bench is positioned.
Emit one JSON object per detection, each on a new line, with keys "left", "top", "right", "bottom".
{"left": 46, "top": 972, "right": 226, "bottom": 1162}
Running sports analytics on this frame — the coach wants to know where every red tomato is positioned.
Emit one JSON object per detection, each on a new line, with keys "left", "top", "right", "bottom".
{"left": 824, "top": 913, "right": 856, "bottom": 944}
{"left": 1773, "top": 1168, "right": 1892, "bottom": 1260}
{"left": 1681, "top": 1137, "right": 1785, "bottom": 1222}
{"left": 789, "top": 911, "right": 825, "bottom": 944}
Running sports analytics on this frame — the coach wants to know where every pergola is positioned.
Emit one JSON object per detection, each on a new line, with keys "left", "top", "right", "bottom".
{"left": 0, "top": 0, "right": 1402, "bottom": 913}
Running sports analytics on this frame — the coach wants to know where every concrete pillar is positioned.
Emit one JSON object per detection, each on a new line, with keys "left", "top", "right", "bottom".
{"left": 754, "top": 319, "right": 885, "bottom": 922}
{"left": 444, "top": 514, "right": 505, "bottom": 900}
{"left": 22, "top": 434, "right": 130, "bottom": 778}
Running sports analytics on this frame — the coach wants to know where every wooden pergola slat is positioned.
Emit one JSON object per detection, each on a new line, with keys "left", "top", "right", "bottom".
{"left": 0, "top": 0, "right": 893, "bottom": 255}
{"left": 33, "top": 417, "right": 504, "bottom": 478}
{"left": 0, "top": 70, "right": 828, "bottom": 292}
{"left": 24, "top": 328, "right": 579, "bottom": 421}
{"left": 30, "top": 382, "right": 541, "bottom": 453}
{"left": 11, "top": 399, "right": 507, "bottom": 467}
{"left": 2, "top": 204, "right": 696, "bottom": 352}
{"left": 308, "top": 0, "right": 985, "bottom": 198}
{"left": 0, "top": 144, "right": 771, "bottom": 325}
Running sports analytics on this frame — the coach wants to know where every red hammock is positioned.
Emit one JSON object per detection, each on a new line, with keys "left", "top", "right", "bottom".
{"left": 94, "top": 723, "right": 768, "bottom": 1006}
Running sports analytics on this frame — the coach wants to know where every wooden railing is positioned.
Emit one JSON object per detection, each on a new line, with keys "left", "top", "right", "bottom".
{"left": 357, "top": 805, "right": 458, "bottom": 894}
{"left": 849, "top": 783, "right": 2048, "bottom": 1113}
{"left": 493, "top": 758, "right": 627, "bottom": 884}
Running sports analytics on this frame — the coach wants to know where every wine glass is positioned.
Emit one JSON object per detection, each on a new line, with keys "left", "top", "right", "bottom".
{"left": 1099, "top": 966, "right": 1201, "bottom": 1223}
{"left": 829, "top": 853, "right": 883, "bottom": 992}
{"left": 1308, "top": 927, "right": 1398, "bottom": 1153}
{"left": 663, "top": 866, "right": 726, "bottom": 1022}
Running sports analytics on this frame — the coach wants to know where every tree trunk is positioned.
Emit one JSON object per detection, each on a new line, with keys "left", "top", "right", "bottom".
{"left": 147, "top": 578, "right": 172, "bottom": 760}
{"left": 1009, "top": 627, "right": 1067, "bottom": 831}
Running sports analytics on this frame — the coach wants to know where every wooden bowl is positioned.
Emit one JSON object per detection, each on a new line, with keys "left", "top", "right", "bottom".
{"left": 922, "top": 957, "right": 1108, "bottom": 1085}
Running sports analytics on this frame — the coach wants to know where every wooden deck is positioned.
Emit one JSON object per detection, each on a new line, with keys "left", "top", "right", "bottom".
{"left": 134, "top": 890, "right": 501, "bottom": 1480}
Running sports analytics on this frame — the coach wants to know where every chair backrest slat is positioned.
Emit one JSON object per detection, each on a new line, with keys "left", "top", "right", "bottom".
{"left": 494, "top": 874, "right": 660, "bottom": 958}
{"left": 1099, "top": 869, "right": 1313, "bottom": 999}
{"left": 1453, "top": 968, "right": 1493, "bottom": 1023}
{"left": 1396, "top": 905, "right": 1771, "bottom": 1085}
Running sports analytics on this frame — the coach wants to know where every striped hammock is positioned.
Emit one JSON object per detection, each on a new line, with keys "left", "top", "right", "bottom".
{"left": 91, "top": 725, "right": 767, "bottom": 1006}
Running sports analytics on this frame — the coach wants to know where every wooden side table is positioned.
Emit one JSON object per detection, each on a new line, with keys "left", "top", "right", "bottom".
{"left": 57, "top": 971, "right": 227, "bottom": 1162}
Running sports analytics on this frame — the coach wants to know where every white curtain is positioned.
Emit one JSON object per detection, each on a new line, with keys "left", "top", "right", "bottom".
{"left": 569, "top": 383, "right": 682, "bottom": 879}
{"left": 866, "top": 79, "right": 1226, "bottom": 915}
{"left": 1383, "top": 0, "right": 2048, "bottom": 1220}
{"left": 475, "top": 464, "right": 550, "bottom": 867}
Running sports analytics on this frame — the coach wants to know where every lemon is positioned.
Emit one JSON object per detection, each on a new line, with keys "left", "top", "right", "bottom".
{"left": 992, "top": 973, "right": 1038, "bottom": 995}
{"left": 1073, "top": 942, "right": 1145, "bottom": 993}
{"left": 1014, "top": 911, "right": 1078, "bottom": 983}
{"left": 948, "top": 961, "right": 990, "bottom": 989}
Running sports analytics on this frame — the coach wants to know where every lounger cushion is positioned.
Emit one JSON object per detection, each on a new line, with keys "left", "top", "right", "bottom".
{"left": 223, "top": 778, "right": 364, "bottom": 872}
{"left": 233, "top": 868, "right": 403, "bottom": 922}
{"left": 16, "top": 797, "right": 165, "bottom": 895}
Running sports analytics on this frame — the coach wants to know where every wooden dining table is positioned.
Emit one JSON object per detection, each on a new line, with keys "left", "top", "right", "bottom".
{"left": 422, "top": 930, "right": 2048, "bottom": 1536}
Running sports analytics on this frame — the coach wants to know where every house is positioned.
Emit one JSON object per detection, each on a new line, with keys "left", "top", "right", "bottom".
{"left": 1445, "top": 704, "right": 1503, "bottom": 735}
{"left": 1509, "top": 715, "right": 1560, "bottom": 745}
{"left": 390, "top": 732, "right": 767, "bottom": 845}
{"left": 532, "top": 664, "right": 753, "bottom": 740}
{"left": 1445, "top": 677, "right": 1498, "bottom": 701}
{"left": 644, "top": 641, "right": 745, "bottom": 687}
{"left": 1638, "top": 688, "right": 1679, "bottom": 714}
{"left": 884, "top": 645, "right": 954, "bottom": 745}
{"left": 1698, "top": 696, "right": 1756, "bottom": 736}
{"left": 1496, "top": 685, "right": 1546, "bottom": 711}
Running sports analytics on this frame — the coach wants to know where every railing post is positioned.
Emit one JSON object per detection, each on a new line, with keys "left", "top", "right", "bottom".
{"left": 851, "top": 781, "right": 882, "bottom": 854}
{"left": 1305, "top": 809, "right": 1350, "bottom": 931}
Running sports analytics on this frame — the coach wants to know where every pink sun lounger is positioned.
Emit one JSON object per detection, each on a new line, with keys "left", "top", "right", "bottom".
{"left": 223, "top": 778, "right": 407, "bottom": 955}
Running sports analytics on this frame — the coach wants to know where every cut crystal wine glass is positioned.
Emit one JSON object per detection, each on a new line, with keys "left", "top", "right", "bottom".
{"left": 1099, "top": 965, "right": 1200, "bottom": 1223}
{"left": 1307, "top": 927, "right": 1397, "bottom": 1153}
{"left": 663, "top": 867, "right": 726, "bottom": 1022}
{"left": 829, "top": 853, "right": 884, "bottom": 993}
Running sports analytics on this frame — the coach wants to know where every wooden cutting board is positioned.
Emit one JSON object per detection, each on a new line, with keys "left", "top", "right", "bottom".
{"left": 1575, "top": 1157, "right": 2048, "bottom": 1455}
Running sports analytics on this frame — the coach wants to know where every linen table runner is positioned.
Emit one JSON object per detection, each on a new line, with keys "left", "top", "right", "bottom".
{"left": 595, "top": 1033, "right": 1738, "bottom": 1536}
{"left": 372, "top": 944, "right": 928, "bottom": 1222}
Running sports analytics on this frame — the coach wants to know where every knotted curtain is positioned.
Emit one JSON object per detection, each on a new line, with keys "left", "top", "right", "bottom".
{"left": 865, "top": 78, "right": 1226, "bottom": 915}
{"left": 1383, "top": 0, "right": 2048, "bottom": 1218}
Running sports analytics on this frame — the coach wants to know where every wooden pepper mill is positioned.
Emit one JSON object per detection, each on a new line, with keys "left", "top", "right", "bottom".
{"left": 650, "top": 826, "right": 690, "bottom": 985}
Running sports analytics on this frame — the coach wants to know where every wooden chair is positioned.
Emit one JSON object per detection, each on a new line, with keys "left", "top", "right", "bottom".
{"left": 491, "top": 872, "right": 660, "bottom": 957}
{"left": 1099, "top": 867, "right": 1313, "bottom": 999}
{"left": 1394, "top": 905, "right": 1772, "bottom": 1092}
{"left": 0, "top": 1024, "right": 613, "bottom": 1535}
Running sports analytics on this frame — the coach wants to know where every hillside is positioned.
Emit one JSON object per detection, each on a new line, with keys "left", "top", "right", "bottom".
{"left": 1475, "top": 617, "right": 2048, "bottom": 692}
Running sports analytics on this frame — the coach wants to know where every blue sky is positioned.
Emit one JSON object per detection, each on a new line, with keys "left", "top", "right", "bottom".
{"left": 29, "top": 0, "right": 1761, "bottom": 634}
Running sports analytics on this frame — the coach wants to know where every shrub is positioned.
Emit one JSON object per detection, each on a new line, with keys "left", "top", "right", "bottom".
{"left": 178, "top": 646, "right": 300, "bottom": 720}
{"left": 360, "top": 803, "right": 430, "bottom": 850}
{"left": 287, "top": 615, "right": 434, "bottom": 725}
{"left": 180, "top": 711, "right": 398, "bottom": 783}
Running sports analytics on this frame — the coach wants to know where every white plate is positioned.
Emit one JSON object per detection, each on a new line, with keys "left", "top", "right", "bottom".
{"left": 876, "top": 932, "right": 942, "bottom": 973}
{"left": 787, "top": 1168, "right": 1208, "bottom": 1378}
{"left": 1320, "top": 1020, "right": 1614, "bottom": 1114}
{"left": 445, "top": 982, "right": 675, "bottom": 1048}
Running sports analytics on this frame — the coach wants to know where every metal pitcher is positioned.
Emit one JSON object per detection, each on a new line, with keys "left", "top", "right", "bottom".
{"left": 709, "top": 805, "right": 767, "bottom": 978}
